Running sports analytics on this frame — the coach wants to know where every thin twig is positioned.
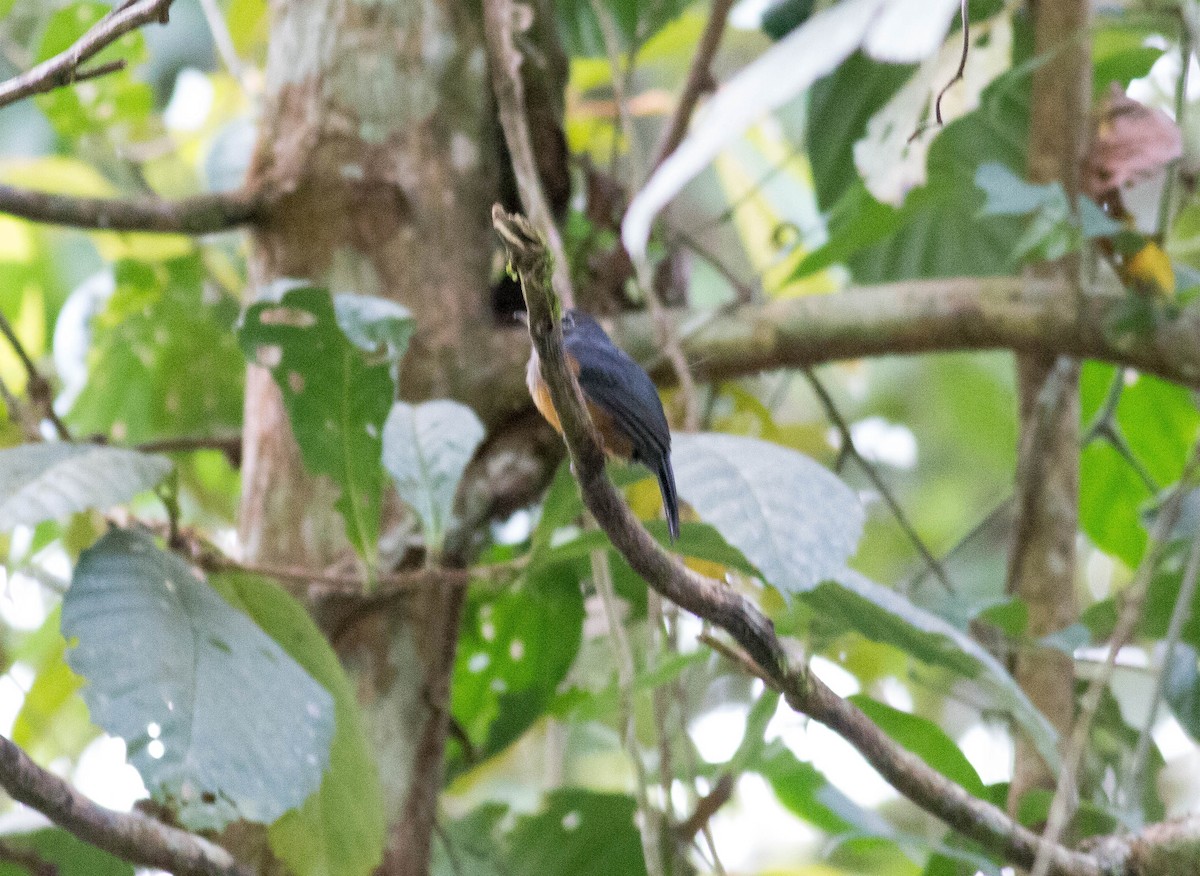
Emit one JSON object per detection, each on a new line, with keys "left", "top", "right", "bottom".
{"left": 651, "top": 0, "right": 736, "bottom": 169}
{"left": 802, "top": 366, "right": 954, "bottom": 592}
{"left": 0, "top": 0, "right": 175, "bottom": 109}
{"left": 196, "top": 0, "right": 245, "bottom": 84}
{"left": 1124, "top": 521, "right": 1200, "bottom": 817}
{"left": 676, "top": 772, "right": 734, "bottom": 843}
{"left": 1157, "top": 10, "right": 1191, "bottom": 238}
{"left": 0, "top": 734, "right": 251, "bottom": 876}
{"left": 935, "top": 0, "right": 970, "bottom": 125}
{"left": 1029, "top": 440, "right": 1200, "bottom": 876}
{"left": 0, "top": 312, "right": 70, "bottom": 441}
{"left": 591, "top": 547, "right": 666, "bottom": 876}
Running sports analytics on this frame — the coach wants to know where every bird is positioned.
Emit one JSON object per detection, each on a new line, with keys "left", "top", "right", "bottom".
{"left": 521, "top": 308, "right": 680, "bottom": 542}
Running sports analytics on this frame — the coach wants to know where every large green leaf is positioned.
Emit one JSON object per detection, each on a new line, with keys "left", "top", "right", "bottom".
{"left": 212, "top": 573, "right": 386, "bottom": 876}
{"left": 63, "top": 530, "right": 335, "bottom": 831}
{"left": 0, "top": 828, "right": 132, "bottom": 876}
{"left": 382, "top": 400, "right": 485, "bottom": 551}
{"left": 507, "top": 790, "right": 647, "bottom": 876}
{"left": 849, "top": 695, "right": 986, "bottom": 798}
{"left": 431, "top": 804, "right": 509, "bottom": 876}
{"left": 805, "top": 569, "right": 1060, "bottom": 771}
{"left": 671, "top": 432, "right": 864, "bottom": 597}
{"left": 0, "top": 443, "right": 171, "bottom": 532}
{"left": 238, "top": 287, "right": 396, "bottom": 561}
{"left": 1080, "top": 441, "right": 1151, "bottom": 567}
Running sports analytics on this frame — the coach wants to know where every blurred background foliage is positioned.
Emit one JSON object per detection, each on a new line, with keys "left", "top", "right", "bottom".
{"left": 0, "top": 0, "right": 1199, "bottom": 875}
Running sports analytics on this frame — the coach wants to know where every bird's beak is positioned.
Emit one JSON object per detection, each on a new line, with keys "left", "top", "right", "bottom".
{"left": 513, "top": 311, "right": 529, "bottom": 327}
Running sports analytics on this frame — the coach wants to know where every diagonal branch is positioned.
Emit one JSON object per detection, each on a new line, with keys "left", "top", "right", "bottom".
{"left": 0, "top": 0, "right": 175, "bottom": 109}
{"left": 0, "top": 185, "right": 269, "bottom": 234}
{"left": 492, "top": 203, "right": 1103, "bottom": 876}
{"left": 0, "top": 734, "right": 251, "bottom": 876}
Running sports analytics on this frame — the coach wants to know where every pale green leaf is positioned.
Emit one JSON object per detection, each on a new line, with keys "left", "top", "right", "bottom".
{"left": 382, "top": 400, "right": 484, "bottom": 550}
{"left": 0, "top": 444, "right": 170, "bottom": 531}
{"left": 63, "top": 530, "right": 335, "bottom": 831}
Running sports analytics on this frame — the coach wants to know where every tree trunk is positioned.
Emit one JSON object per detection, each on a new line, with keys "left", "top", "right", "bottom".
{"left": 237, "top": 0, "right": 498, "bottom": 872}
{"left": 1007, "top": 0, "right": 1091, "bottom": 815}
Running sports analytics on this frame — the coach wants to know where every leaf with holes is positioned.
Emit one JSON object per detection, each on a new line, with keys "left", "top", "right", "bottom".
{"left": 382, "top": 400, "right": 485, "bottom": 552}
{"left": 0, "top": 443, "right": 171, "bottom": 532}
{"left": 62, "top": 529, "right": 335, "bottom": 831}
{"left": 238, "top": 287, "right": 395, "bottom": 561}
{"left": 507, "top": 790, "right": 647, "bottom": 876}
{"left": 670, "top": 432, "right": 864, "bottom": 596}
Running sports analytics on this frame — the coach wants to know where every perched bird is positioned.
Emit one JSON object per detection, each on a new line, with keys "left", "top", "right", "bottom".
{"left": 522, "top": 308, "right": 680, "bottom": 541}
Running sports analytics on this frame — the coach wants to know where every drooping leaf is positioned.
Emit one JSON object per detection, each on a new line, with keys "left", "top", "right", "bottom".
{"left": 1080, "top": 440, "right": 1151, "bottom": 567}
{"left": 805, "top": 569, "right": 1060, "bottom": 771}
{"left": 382, "top": 400, "right": 485, "bottom": 551}
{"left": 211, "top": 573, "right": 386, "bottom": 876}
{"left": 849, "top": 695, "right": 986, "bottom": 798}
{"left": 0, "top": 828, "right": 132, "bottom": 876}
{"left": 507, "top": 790, "right": 647, "bottom": 876}
{"left": 238, "top": 287, "right": 395, "bottom": 561}
{"left": 0, "top": 443, "right": 171, "bottom": 532}
{"left": 671, "top": 432, "right": 864, "bottom": 597}
{"left": 63, "top": 529, "right": 335, "bottom": 831}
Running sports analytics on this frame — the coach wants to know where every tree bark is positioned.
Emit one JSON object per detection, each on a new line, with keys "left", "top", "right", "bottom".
{"left": 1007, "top": 0, "right": 1091, "bottom": 815}
{"left": 238, "top": 0, "right": 498, "bottom": 872}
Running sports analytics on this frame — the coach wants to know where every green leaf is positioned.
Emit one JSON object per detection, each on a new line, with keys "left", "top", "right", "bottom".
{"left": 756, "top": 741, "right": 892, "bottom": 835}
{"left": 431, "top": 804, "right": 509, "bottom": 876}
{"left": 1080, "top": 441, "right": 1151, "bottom": 567}
{"left": 0, "top": 829, "right": 132, "bottom": 876}
{"left": 0, "top": 444, "right": 171, "bottom": 532}
{"left": 238, "top": 287, "right": 394, "bottom": 561}
{"left": 806, "top": 50, "right": 916, "bottom": 209}
{"left": 12, "top": 633, "right": 94, "bottom": 764}
{"left": 382, "top": 400, "right": 485, "bottom": 551}
{"left": 556, "top": 0, "right": 687, "bottom": 55}
{"left": 1163, "top": 642, "right": 1200, "bottom": 739}
{"left": 68, "top": 257, "right": 245, "bottom": 443}
{"left": 670, "top": 432, "right": 864, "bottom": 597}
{"left": 63, "top": 529, "right": 335, "bottom": 831}
{"left": 849, "top": 695, "right": 986, "bottom": 798}
{"left": 211, "top": 573, "right": 386, "bottom": 876}
{"left": 451, "top": 570, "right": 584, "bottom": 765}
{"left": 507, "top": 790, "right": 647, "bottom": 876}
{"left": 804, "top": 569, "right": 1060, "bottom": 771}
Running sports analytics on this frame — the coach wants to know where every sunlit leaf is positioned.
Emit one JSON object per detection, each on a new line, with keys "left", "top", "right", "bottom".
{"left": 0, "top": 443, "right": 171, "bottom": 532}
{"left": 63, "top": 529, "right": 335, "bottom": 831}
{"left": 0, "top": 829, "right": 132, "bottom": 876}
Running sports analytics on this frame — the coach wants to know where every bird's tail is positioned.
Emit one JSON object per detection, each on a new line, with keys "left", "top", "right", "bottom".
{"left": 655, "top": 455, "right": 680, "bottom": 542}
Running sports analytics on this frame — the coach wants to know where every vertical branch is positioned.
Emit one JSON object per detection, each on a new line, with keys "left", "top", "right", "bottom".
{"left": 1006, "top": 0, "right": 1091, "bottom": 815}
{"left": 483, "top": 0, "right": 575, "bottom": 309}
{"left": 590, "top": 548, "right": 666, "bottom": 876}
